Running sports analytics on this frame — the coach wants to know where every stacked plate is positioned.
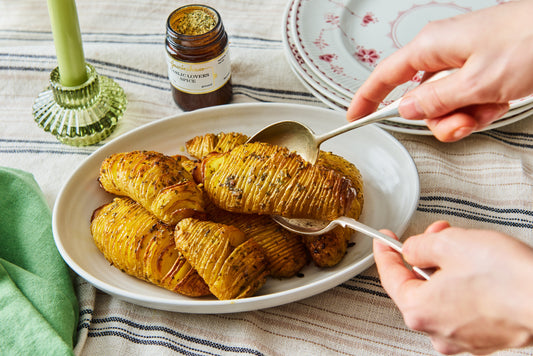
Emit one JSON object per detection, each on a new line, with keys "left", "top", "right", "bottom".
{"left": 282, "top": 0, "right": 533, "bottom": 135}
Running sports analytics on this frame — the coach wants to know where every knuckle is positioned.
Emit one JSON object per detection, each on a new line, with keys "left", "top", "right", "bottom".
{"left": 428, "top": 232, "right": 451, "bottom": 256}
{"left": 420, "top": 84, "right": 449, "bottom": 117}
{"left": 459, "top": 69, "right": 504, "bottom": 104}
{"left": 417, "top": 20, "right": 444, "bottom": 41}
{"left": 402, "top": 310, "right": 428, "bottom": 332}
{"left": 431, "top": 339, "right": 461, "bottom": 355}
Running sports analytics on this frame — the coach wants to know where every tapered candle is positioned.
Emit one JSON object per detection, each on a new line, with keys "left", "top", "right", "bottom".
{"left": 47, "top": 0, "right": 87, "bottom": 86}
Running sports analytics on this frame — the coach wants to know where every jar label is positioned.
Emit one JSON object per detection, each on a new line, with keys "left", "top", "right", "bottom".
{"left": 167, "top": 49, "right": 231, "bottom": 94}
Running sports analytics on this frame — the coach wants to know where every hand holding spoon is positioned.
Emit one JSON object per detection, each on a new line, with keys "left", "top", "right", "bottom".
{"left": 273, "top": 215, "right": 432, "bottom": 280}
{"left": 247, "top": 70, "right": 455, "bottom": 164}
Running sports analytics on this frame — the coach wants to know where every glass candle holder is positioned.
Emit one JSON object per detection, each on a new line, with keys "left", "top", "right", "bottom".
{"left": 32, "top": 63, "right": 127, "bottom": 146}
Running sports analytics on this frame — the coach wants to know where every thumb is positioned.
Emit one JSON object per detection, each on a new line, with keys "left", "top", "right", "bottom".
{"left": 401, "top": 221, "right": 451, "bottom": 269}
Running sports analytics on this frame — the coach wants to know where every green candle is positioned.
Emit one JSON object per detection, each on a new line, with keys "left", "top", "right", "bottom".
{"left": 47, "top": 0, "right": 87, "bottom": 87}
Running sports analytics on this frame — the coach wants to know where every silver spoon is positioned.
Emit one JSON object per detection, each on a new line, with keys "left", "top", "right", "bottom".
{"left": 247, "top": 70, "right": 454, "bottom": 163}
{"left": 273, "top": 215, "right": 433, "bottom": 280}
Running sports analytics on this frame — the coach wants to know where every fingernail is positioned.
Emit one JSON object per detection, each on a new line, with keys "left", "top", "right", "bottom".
{"left": 452, "top": 126, "right": 475, "bottom": 141}
{"left": 399, "top": 96, "right": 425, "bottom": 120}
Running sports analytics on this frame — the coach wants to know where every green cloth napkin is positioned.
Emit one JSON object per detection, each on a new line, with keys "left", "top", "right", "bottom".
{"left": 0, "top": 167, "right": 78, "bottom": 356}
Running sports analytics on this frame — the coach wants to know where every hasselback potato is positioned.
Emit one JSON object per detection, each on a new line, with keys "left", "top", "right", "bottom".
{"left": 198, "top": 142, "right": 360, "bottom": 221}
{"left": 98, "top": 150, "right": 205, "bottom": 225}
{"left": 204, "top": 199, "right": 308, "bottom": 278}
{"left": 302, "top": 151, "right": 364, "bottom": 267}
{"left": 174, "top": 218, "right": 269, "bottom": 300}
{"left": 175, "top": 151, "right": 309, "bottom": 277}
{"left": 186, "top": 132, "right": 248, "bottom": 160}
{"left": 186, "top": 133, "right": 365, "bottom": 267}
{"left": 91, "top": 197, "right": 210, "bottom": 297}
{"left": 316, "top": 151, "right": 364, "bottom": 219}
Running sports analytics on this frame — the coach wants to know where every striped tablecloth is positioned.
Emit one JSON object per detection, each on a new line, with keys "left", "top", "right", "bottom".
{"left": 1, "top": 1, "right": 532, "bottom": 355}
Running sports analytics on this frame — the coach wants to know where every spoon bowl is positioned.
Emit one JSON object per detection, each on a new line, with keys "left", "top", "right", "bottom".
{"left": 273, "top": 215, "right": 432, "bottom": 280}
{"left": 247, "top": 70, "right": 455, "bottom": 163}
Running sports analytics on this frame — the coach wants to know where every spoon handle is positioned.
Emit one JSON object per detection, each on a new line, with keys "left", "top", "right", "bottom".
{"left": 335, "top": 217, "right": 432, "bottom": 280}
{"left": 314, "top": 69, "right": 457, "bottom": 145}
{"left": 315, "top": 99, "right": 401, "bottom": 144}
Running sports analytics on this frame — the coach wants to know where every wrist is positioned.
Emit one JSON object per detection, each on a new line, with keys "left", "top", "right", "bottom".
{"left": 506, "top": 246, "right": 533, "bottom": 334}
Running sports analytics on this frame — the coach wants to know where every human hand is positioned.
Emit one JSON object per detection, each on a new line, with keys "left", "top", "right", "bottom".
{"left": 347, "top": 0, "right": 533, "bottom": 142}
{"left": 375, "top": 221, "right": 533, "bottom": 354}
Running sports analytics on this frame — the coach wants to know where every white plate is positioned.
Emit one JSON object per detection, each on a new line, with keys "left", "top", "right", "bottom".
{"left": 292, "top": 0, "right": 502, "bottom": 98}
{"left": 376, "top": 107, "right": 533, "bottom": 135}
{"left": 52, "top": 103, "right": 419, "bottom": 313}
{"left": 287, "top": 70, "right": 533, "bottom": 136}
{"left": 283, "top": 0, "right": 352, "bottom": 108}
{"left": 288, "top": 0, "right": 533, "bottom": 127}
{"left": 284, "top": 0, "right": 533, "bottom": 133}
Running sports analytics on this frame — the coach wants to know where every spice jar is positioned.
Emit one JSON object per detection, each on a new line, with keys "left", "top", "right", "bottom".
{"left": 166, "top": 5, "right": 232, "bottom": 111}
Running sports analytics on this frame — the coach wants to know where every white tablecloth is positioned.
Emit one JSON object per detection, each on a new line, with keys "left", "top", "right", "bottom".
{"left": 1, "top": 0, "right": 532, "bottom": 354}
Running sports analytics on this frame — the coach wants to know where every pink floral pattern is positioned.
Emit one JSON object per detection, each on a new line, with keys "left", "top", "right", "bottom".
{"left": 292, "top": 0, "right": 514, "bottom": 120}
{"left": 310, "top": 3, "right": 382, "bottom": 79}
{"left": 361, "top": 12, "right": 378, "bottom": 26}
{"left": 355, "top": 48, "right": 380, "bottom": 65}
{"left": 324, "top": 13, "right": 340, "bottom": 26}
{"left": 290, "top": 43, "right": 305, "bottom": 65}
{"left": 411, "top": 72, "right": 423, "bottom": 83}
{"left": 330, "top": 64, "right": 343, "bottom": 74}
{"left": 319, "top": 54, "right": 337, "bottom": 63}
{"left": 312, "top": 30, "right": 328, "bottom": 50}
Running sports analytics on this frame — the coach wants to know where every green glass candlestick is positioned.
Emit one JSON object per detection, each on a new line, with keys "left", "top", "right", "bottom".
{"left": 32, "top": 63, "right": 127, "bottom": 146}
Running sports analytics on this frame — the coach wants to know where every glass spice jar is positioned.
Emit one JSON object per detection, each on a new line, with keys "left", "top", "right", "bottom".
{"left": 166, "top": 5, "right": 232, "bottom": 111}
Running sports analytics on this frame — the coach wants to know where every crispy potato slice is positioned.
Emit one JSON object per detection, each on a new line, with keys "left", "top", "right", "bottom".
{"left": 301, "top": 151, "right": 365, "bottom": 267}
{"left": 186, "top": 132, "right": 248, "bottom": 160}
{"left": 303, "top": 228, "right": 351, "bottom": 267}
{"left": 174, "top": 218, "right": 269, "bottom": 299}
{"left": 98, "top": 150, "right": 205, "bottom": 225}
{"left": 204, "top": 200, "right": 308, "bottom": 278}
{"left": 317, "top": 150, "right": 364, "bottom": 219}
{"left": 91, "top": 197, "right": 210, "bottom": 297}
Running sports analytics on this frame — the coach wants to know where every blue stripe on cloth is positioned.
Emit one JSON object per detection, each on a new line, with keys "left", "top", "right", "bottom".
{"left": 339, "top": 284, "right": 389, "bottom": 298}
{"left": 340, "top": 275, "right": 389, "bottom": 298}
{"left": 77, "top": 313, "right": 265, "bottom": 355}
{"left": 418, "top": 196, "right": 533, "bottom": 228}
{"left": 417, "top": 207, "right": 533, "bottom": 228}
{"left": 87, "top": 329, "right": 211, "bottom": 356}
{"left": 0, "top": 30, "right": 282, "bottom": 48}
{"left": 347, "top": 276, "right": 382, "bottom": 290}
{"left": 488, "top": 129, "right": 533, "bottom": 140}
{"left": 419, "top": 196, "right": 533, "bottom": 216}
{"left": 88, "top": 326, "right": 220, "bottom": 356}
{"left": 419, "top": 204, "right": 533, "bottom": 225}
{"left": 478, "top": 130, "right": 533, "bottom": 148}
{"left": 0, "top": 55, "right": 318, "bottom": 102}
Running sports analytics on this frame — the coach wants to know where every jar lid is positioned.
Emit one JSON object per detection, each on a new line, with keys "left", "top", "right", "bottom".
{"left": 167, "top": 5, "right": 220, "bottom": 37}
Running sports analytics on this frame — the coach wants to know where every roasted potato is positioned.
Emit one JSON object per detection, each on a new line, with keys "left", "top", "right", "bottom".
{"left": 98, "top": 150, "right": 205, "bottom": 225}
{"left": 91, "top": 197, "right": 210, "bottom": 297}
{"left": 317, "top": 150, "right": 364, "bottom": 217}
{"left": 204, "top": 199, "right": 308, "bottom": 278}
{"left": 187, "top": 133, "right": 365, "bottom": 268}
{"left": 174, "top": 218, "right": 269, "bottom": 299}
{"left": 186, "top": 132, "right": 248, "bottom": 160}
{"left": 301, "top": 151, "right": 365, "bottom": 267}
{"left": 197, "top": 142, "right": 361, "bottom": 221}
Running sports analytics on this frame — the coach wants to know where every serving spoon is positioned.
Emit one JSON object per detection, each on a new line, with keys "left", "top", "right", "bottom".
{"left": 247, "top": 70, "right": 454, "bottom": 164}
{"left": 273, "top": 215, "right": 433, "bottom": 280}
